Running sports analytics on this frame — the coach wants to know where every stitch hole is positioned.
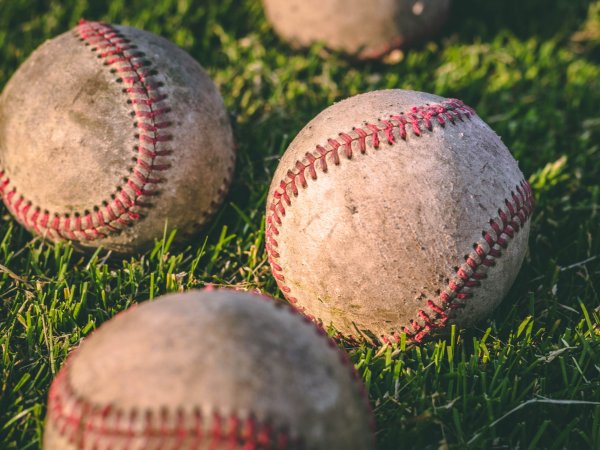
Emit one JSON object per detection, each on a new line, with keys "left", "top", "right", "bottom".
{"left": 93, "top": 206, "right": 100, "bottom": 212}
{"left": 147, "top": 69, "right": 158, "bottom": 76}
{"left": 122, "top": 88, "right": 128, "bottom": 93}
{"left": 127, "top": 99, "right": 132, "bottom": 104}
{"left": 102, "top": 201, "right": 109, "bottom": 207}
{"left": 116, "top": 78, "right": 123, "bottom": 83}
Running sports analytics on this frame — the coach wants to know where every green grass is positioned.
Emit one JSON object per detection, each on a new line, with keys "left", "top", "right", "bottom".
{"left": 1, "top": 0, "right": 599, "bottom": 448}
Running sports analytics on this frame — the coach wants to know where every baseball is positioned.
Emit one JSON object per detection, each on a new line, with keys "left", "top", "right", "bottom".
{"left": 0, "top": 20, "right": 235, "bottom": 253}
{"left": 44, "top": 288, "right": 375, "bottom": 450}
{"left": 266, "top": 89, "right": 534, "bottom": 344}
{"left": 262, "top": 0, "right": 451, "bottom": 59}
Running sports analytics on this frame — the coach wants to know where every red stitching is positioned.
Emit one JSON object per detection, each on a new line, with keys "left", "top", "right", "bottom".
{"left": 265, "top": 99, "right": 535, "bottom": 344}
{"left": 397, "top": 179, "right": 534, "bottom": 343}
{"left": 46, "top": 288, "right": 375, "bottom": 449}
{"left": 47, "top": 357, "right": 297, "bottom": 450}
{"left": 0, "top": 20, "right": 173, "bottom": 242}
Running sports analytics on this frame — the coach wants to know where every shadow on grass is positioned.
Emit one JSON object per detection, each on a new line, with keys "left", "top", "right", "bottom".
{"left": 447, "top": 0, "right": 591, "bottom": 42}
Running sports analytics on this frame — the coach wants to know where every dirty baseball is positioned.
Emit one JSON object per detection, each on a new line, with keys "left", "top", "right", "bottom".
{"left": 43, "top": 289, "right": 375, "bottom": 450}
{"left": 266, "top": 89, "right": 534, "bottom": 344}
{"left": 262, "top": 0, "right": 451, "bottom": 59}
{"left": 0, "top": 20, "right": 235, "bottom": 253}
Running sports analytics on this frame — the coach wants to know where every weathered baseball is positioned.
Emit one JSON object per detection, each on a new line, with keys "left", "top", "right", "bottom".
{"left": 262, "top": 0, "right": 451, "bottom": 59}
{"left": 0, "top": 20, "right": 235, "bottom": 253}
{"left": 44, "top": 288, "right": 375, "bottom": 450}
{"left": 266, "top": 89, "right": 534, "bottom": 344}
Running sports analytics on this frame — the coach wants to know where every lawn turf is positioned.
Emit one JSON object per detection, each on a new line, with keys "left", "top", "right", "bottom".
{"left": 0, "top": 0, "right": 599, "bottom": 448}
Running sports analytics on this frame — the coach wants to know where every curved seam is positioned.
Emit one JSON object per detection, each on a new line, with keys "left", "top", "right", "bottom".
{"left": 48, "top": 368, "right": 293, "bottom": 449}
{"left": 397, "top": 180, "right": 534, "bottom": 343}
{"left": 46, "top": 291, "right": 375, "bottom": 449}
{"left": 0, "top": 20, "right": 173, "bottom": 242}
{"left": 264, "top": 99, "right": 534, "bottom": 343}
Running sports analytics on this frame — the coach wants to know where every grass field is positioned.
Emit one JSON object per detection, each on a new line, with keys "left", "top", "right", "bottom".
{"left": 1, "top": 0, "right": 599, "bottom": 448}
